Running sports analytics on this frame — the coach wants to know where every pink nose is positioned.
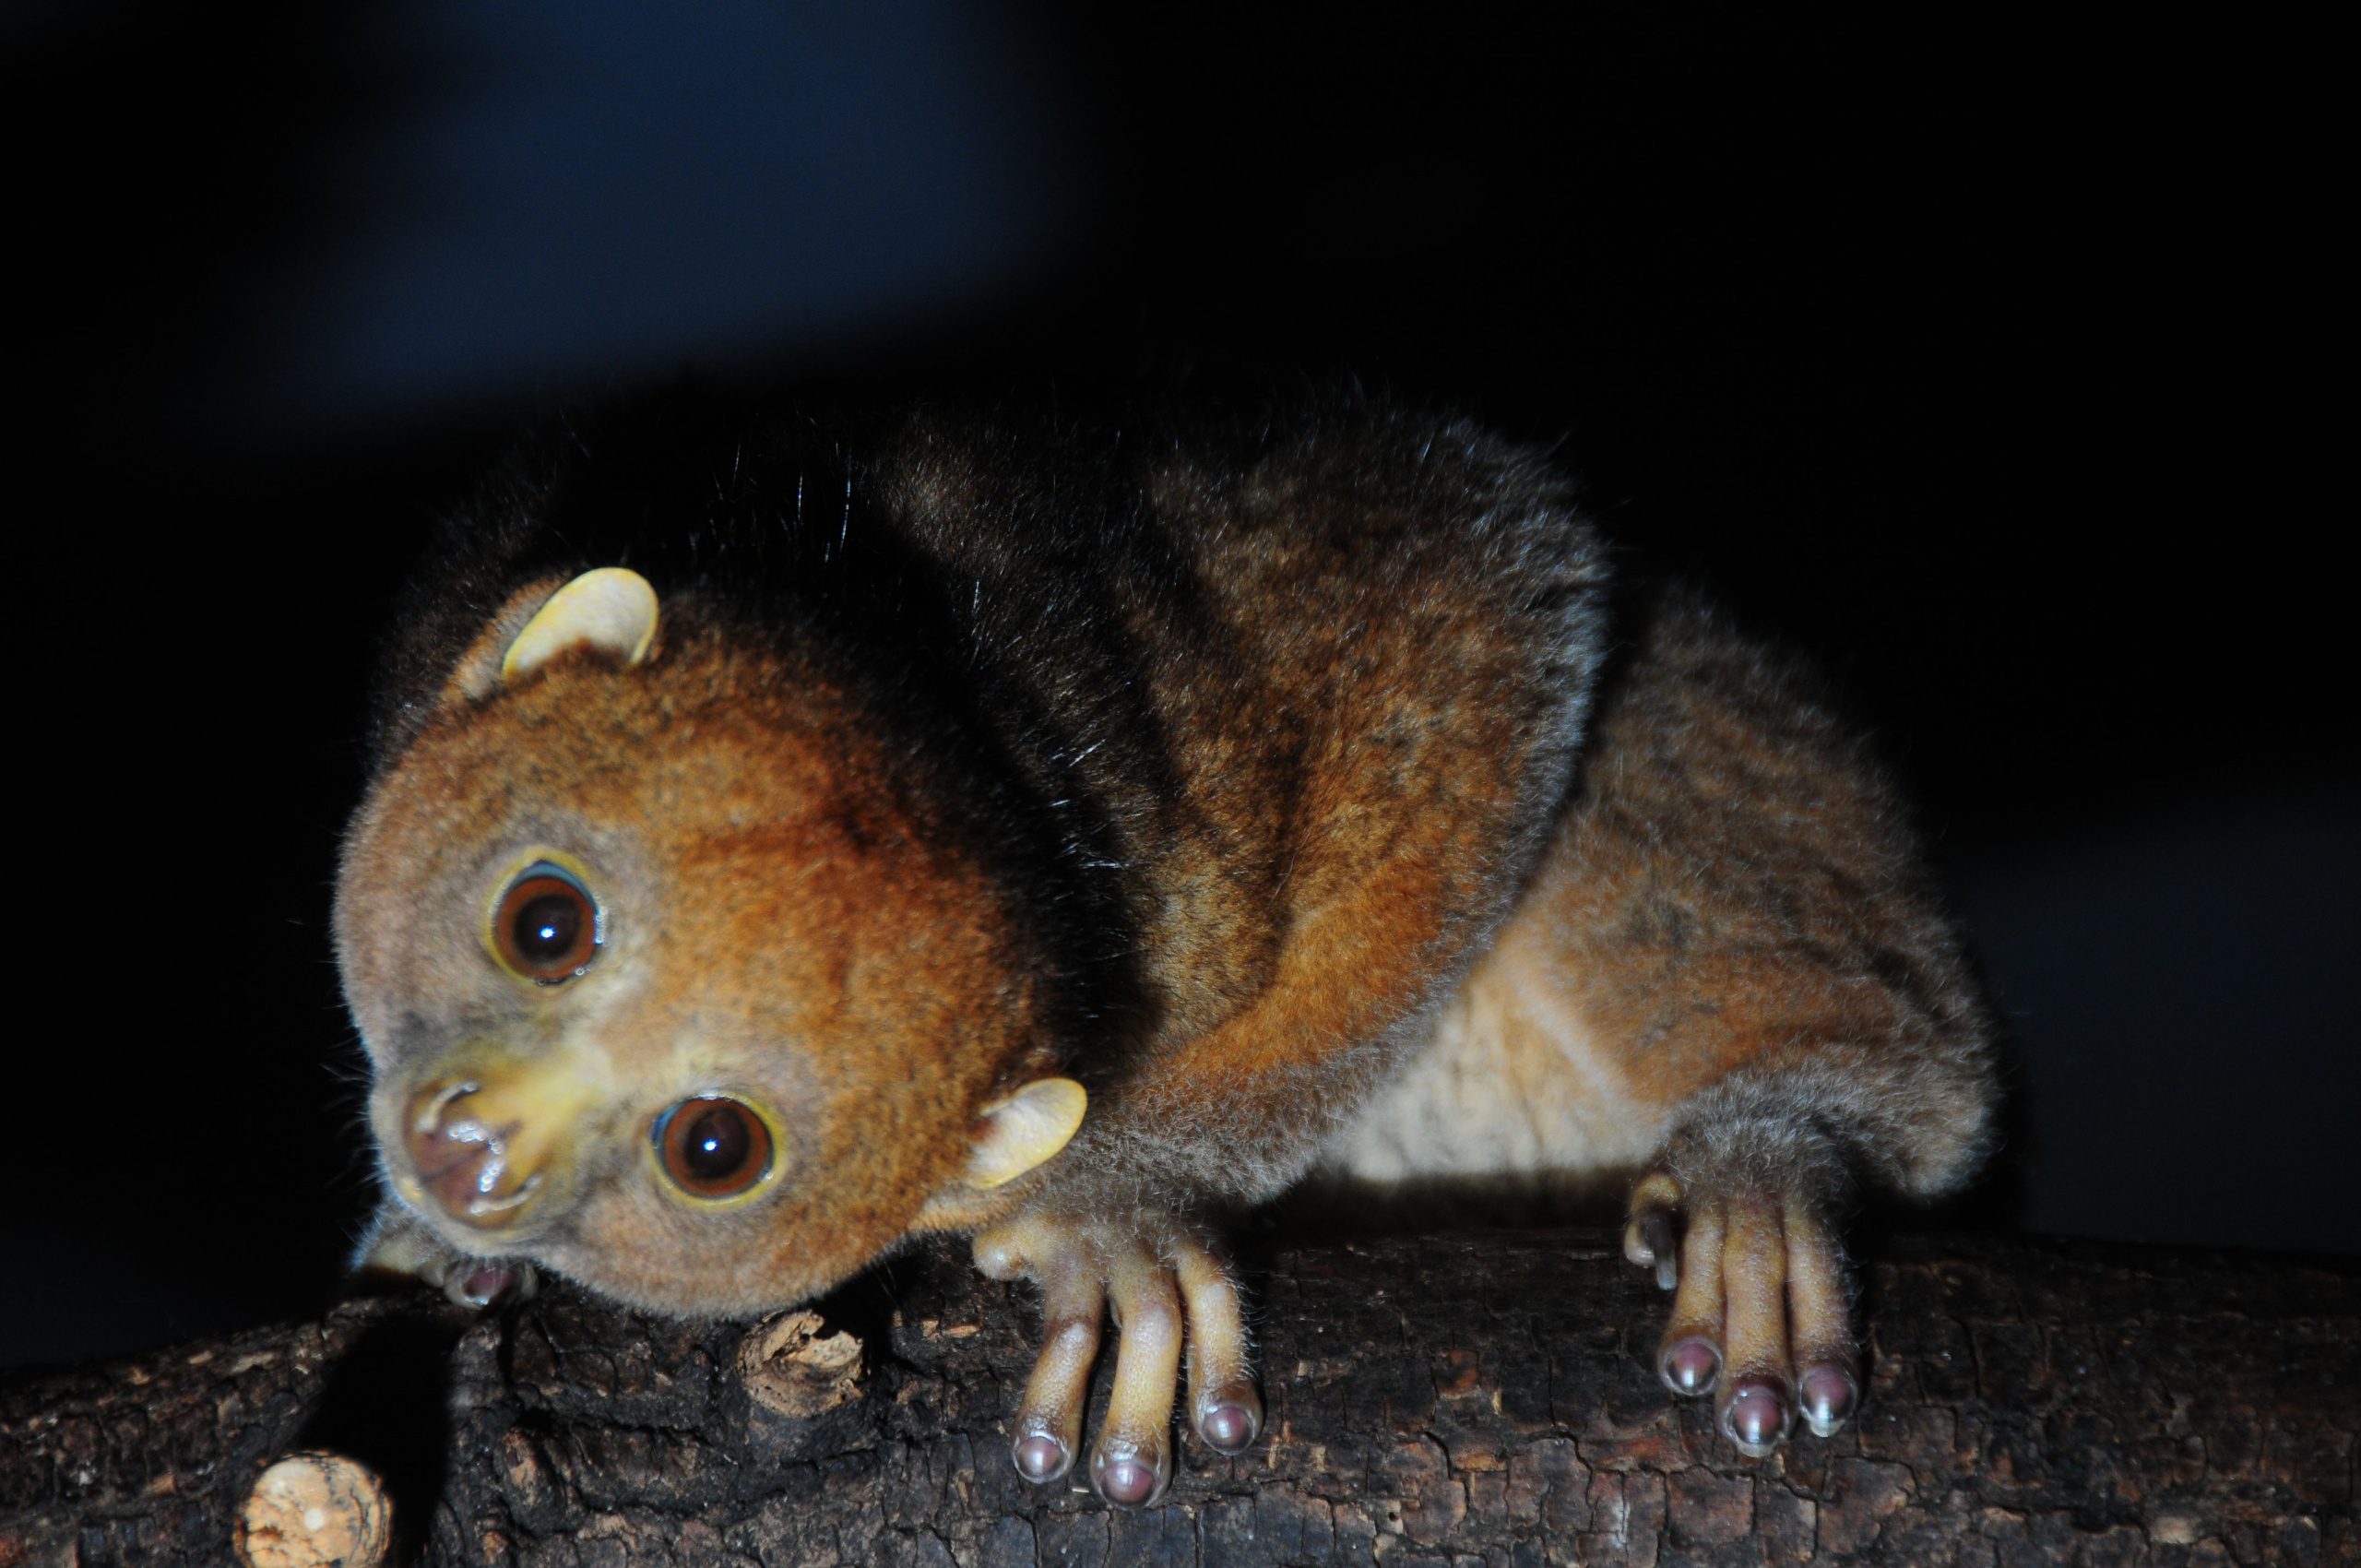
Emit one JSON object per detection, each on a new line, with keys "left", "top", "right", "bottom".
{"left": 402, "top": 1080, "right": 537, "bottom": 1228}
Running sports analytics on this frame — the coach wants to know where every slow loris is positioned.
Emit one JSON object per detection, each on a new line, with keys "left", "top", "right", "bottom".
{"left": 337, "top": 391, "right": 1994, "bottom": 1506}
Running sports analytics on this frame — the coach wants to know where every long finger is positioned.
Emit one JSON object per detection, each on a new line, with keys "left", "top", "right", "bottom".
{"left": 1012, "top": 1255, "right": 1103, "bottom": 1484}
{"left": 1656, "top": 1196, "right": 1726, "bottom": 1396}
{"left": 1092, "top": 1241, "right": 1182, "bottom": 1506}
{"left": 1716, "top": 1196, "right": 1795, "bottom": 1455}
{"left": 1784, "top": 1196, "right": 1858, "bottom": 1437}
{"left": 1175, "top": 1232, "right": 1260, "bottom": 1455}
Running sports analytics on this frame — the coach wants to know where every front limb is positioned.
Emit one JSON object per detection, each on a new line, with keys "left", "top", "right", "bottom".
{"left": 955, "top": 829, "right": 1498, "bottom": 1503}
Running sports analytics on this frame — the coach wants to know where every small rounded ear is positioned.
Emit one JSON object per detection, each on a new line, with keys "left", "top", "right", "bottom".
{"left": 500, "top": 567, "right": 659, "bottom": 683}
{"left": 963, "top": 1078, "right": 1087, "bottom": 1190}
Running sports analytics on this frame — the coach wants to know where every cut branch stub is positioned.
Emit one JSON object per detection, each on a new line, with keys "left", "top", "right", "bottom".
{"left": 737, "top": 1309, "right": 865, "bottom": 1420}
{"left": 234, "top": 1451, "right": 392, "bottom": 1568}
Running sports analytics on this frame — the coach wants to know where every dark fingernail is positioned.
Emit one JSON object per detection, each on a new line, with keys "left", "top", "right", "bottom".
{"left": 1659, "top": 1336, "right": 1721, "bottom": 1395}
{"left": 1092, "top": 1449, "right": 1164, "bottom": 1507}
{"left": 1200, "top": 1401, "right": 1257, "bottom": 1454}
{"left": 1013, "top": 1434, "right": 1069, "bottom": 1483}
{"left": 1798, "top": 1365, "right": 1858, "bottom": 1435}
{"left": 1724, "top": 1376, "right": 1794, "bottom": 1453}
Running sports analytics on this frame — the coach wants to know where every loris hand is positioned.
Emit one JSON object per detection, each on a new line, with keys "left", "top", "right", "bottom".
{"left": 352, "top": 1204, "right": 540, "bottom": 1312}
{"left": 971, "top": 1209, "right": 1262, "bottom": 1507}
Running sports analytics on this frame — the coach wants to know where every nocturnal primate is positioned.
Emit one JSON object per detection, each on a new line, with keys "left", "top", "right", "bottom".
{"left": 338, "top": 391, "right": 1994, "bottom": 1506}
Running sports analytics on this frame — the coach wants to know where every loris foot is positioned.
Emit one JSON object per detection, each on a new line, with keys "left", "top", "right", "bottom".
{"left": 972, "top": 1211, "right": 1261, "bottom": 1507}
{"left": 352, "top": 1206, "right": 540, "bottom": 1311}
{"left": 1622, "top": 1170, "right": 1858, "bottom": 1456}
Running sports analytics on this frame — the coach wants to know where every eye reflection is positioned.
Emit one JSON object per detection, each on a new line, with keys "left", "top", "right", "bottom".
{"left": 653, "top": 1096, "right": 774, "bottom": 1198}
{"left": 492, "top": 861, "right": 600, "bottom": 982}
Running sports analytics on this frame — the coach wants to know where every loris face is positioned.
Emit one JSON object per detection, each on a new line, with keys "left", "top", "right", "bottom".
{"left": 335, "top": 572, "right": 1053, "bottom": 1316}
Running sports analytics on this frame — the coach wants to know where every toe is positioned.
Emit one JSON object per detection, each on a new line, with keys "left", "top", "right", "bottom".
{"left": 1624, "top": 1171, "right": 1684, "bottom": 1291}
{"left": 1010, "top": 1258, "right": 1102, "bottom": 1486}
{"left": 1659, "top": 1333, "right": 1722, "bottom": 1396}
{"left": 1013, "top": 1432, "right": 1069, "bottom": 1484}
{"left": 1714, "top": 1197, "right": 1796, "bottom": 1456}
{"left": 1175, "top": 1233, "right": 1261, "bottom": 1455}
{"left": 1090, "top": 1241, "right": 1180, "bottom": 1506}
{"left": 1656, "top": 1196, "right": 1727, "bottom": 1396}
{"left": 1783, "top": 1196, "right": 1858, "bottom": 1437}
{"left": 977, "top": 1217, "right": 1105, "bottom": 1487}
{"left": 1797, "top": 1362, "right": 1859, "bottom": 1437}
{"left": 1724, "top": 1374, "right": 1794, "bottom": 1455}
{"left": 1091, "top": 1447, "right": 1167, "bottom": 1507}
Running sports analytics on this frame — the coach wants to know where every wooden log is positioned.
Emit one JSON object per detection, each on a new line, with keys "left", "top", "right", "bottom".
{"left": 3, "top": 1232, "right": 2353, "bottom": 1566}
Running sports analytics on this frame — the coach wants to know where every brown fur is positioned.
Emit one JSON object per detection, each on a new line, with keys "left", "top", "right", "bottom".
{"left": 340, "top": 617, "right": 1043, "bottom": 1313}
{"left": 337, "top": 392, "right": 1991, "bottom": 1356}
{"left": 1320, "top": 589, "right": 1994, "bottom": 1217}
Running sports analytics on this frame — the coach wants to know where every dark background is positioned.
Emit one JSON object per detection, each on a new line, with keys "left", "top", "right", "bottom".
{"left": 6, "top": 6, "right": 2350, "bottom": 1367}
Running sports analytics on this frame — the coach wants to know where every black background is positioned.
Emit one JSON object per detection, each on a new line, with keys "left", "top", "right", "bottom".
{"left": 6, "top": 5, "right": 2351, "bottom": 1367}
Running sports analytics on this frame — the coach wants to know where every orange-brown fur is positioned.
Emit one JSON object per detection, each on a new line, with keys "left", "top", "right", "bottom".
{"left": 342, "top": 618, "right": 1042, "bottom": 1313}
{"left": 338, "top": 391, "right": 1992, "bottom": 1468}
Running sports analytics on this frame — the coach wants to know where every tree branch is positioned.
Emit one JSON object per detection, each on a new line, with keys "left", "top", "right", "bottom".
{"left": 4, "top": 1232, "right": 2353, "bottom": 1566}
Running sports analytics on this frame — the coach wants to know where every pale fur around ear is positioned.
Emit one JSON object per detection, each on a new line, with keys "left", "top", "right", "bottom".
{"left": 964, "top": 1079, "right": 1087, "bottom": 1190}
{"left": 500, "top": 567, "right": 659, "bottom": 683}
{"left": 439, "top": 575, "right": 567, "bottom": 707}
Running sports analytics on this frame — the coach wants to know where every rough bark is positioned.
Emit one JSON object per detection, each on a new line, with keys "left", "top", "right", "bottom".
{"left": 3, "top": 1231, "right": 2354, "bottom": 1567}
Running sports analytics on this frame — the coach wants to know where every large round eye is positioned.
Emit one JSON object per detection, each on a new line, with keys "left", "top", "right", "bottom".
{"left": 492, "top": 861, "right": 601, "bottom": 982}
{"left": 653, "top": 1096, "right": 775, "bottom": 1199}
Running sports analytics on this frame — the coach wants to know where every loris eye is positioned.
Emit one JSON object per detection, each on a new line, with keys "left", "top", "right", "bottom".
{"left": 492, "top": 861, "right": 601, "bottom": 982}
{"left": 653, "top": 1096, "right": 776, "bottom": 1199}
